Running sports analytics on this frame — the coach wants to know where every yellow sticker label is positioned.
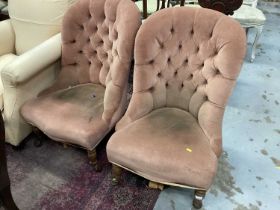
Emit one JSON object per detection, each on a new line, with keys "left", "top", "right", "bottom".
{"left": 186, "top": 148, "right": 192, "bottom": 153}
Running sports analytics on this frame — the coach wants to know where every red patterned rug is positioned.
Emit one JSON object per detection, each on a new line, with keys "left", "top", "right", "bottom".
{"left": 6, "top": 135, "right": 160, "bottom": 210}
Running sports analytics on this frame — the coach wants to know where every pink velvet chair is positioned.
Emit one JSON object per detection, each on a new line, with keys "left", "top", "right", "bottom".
{"left": 107, "top": 6, "right": 246, "bottom": 208}
{"left": 21, "top": 0, "right": 141, "bottom": 171}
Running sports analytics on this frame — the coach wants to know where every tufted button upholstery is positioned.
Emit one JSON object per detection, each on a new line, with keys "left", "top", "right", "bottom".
{"left": 107, "top": 7, "right": 246, "bottom": 191}
{"left": 114, "top": 7, "right": 247, "bottom": 157}
{"left": 21, "top": 0, "right": 141, "bottom": 150}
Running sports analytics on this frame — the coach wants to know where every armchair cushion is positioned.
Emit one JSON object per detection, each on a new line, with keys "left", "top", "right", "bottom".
{"left": 8, "top": 0, "right": 76, "bottom": 54}
{"left": 107, "top": 108, "right": 217, "bottom": 189}
{"left": 21, "top": 84, "right": 109, "bottom": 149}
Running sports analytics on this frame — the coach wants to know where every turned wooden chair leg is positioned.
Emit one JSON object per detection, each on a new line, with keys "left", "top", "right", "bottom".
{"left": 0, "top": 185, "right": 18, "bottom": 210}
{"left": 32, "top": 127, "right": 44, "bottom": 147}
{"left": 63, "top": 143, "right": 68, "bottom": 148}
{"left": 112, "top": 164, "right": 122, "bottom": 185}
{"left": 193, "top": 189, "right": 206, "bottom": 209}
{"left": 148, "top": 181, "right": 164, "bottom": 190}
{"left": 87, "top": 149, "right": 102, "bottom": 172}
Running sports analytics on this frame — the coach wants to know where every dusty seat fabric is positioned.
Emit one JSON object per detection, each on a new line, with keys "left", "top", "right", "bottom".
{"left": 107, "top": 7, "right": 246, "bottom": 189}
{"left": 22, "top": 84, "right": 108, "bottom": 149}
{"left": 107, "top": 108, "right": 217, "bottom": 189}
{"left": 21, "top": 0, "right": 141, "bottom": 150}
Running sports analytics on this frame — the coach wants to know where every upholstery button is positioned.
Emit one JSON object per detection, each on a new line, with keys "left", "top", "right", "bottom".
{"left": 157, "top": 72, "right": 161, "bottom": 77}
{"left": 184, "top": 59, "right": 188, "bottom": 64}
{"left": 149, "top": 60, "right": 154, "bottom": 64}
{"left": 181, "top": 83, "right": 184, "bottom": 88}
{"left": 88, "top": 61, "right": 91, "bottom": 65}
{"left": 205, "top": 96, "right": 208, "bottom": 100}
{"left": 149, "top": 86, "right": 154, "bottom": 92}
{"left": 79, "top": 50, "right": 83, "bottom": 53}
{"left": 167, "top": 57, "right": 171, "bottom": 63}
{"left": 178, "top": 44, "right": 182, "bottom": 49}
{"left": 170, "top": 27, "right": 174, "bottom": 33}
{"left": 174, "top": 71, "right": 178, "bottom": 76}
{"left": 190, "top": 29, "right": 194, "bottom": 35}
{"left": 71, "top": 40, "right": 76, "bottom": 43}
{"left": 159, "top": 43, "right": 164, "bottom": 49}
{"left": 114, "top": 31, "right": 118, "bottom": 39}
{"left": 165, "top": 82, "right": 169, "bottom": 87}
{"left": 87, "top": 38, "right": 90, "bottom": 42}
{"left": 100, "top": 40, "right": 104, "bottom": 44}
{"left": 93, "top": 50, "right": 97, "bottom": 54}
{"left": 189, "top": 73, "right": 193, "bottom": 79}
{"left": 80, "top": 25, "right": 84, "bottom": 30}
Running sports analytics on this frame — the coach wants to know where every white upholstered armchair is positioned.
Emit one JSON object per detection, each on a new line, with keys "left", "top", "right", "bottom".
{"left": 0, "top": 0, "right": 76, "bottom": 146}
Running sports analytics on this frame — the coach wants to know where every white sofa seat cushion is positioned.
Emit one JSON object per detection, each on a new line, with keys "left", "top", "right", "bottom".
{"left": 0, "top": 54, "right": 17, "bottom": 109}
{"left": 231, "top": 5, "right": 266, "bottom": 27}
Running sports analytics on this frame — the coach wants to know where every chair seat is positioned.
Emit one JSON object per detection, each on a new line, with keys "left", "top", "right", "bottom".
{"left": 231, "top": 5, "right": 266, "bottom": 27}
{"left": 0, "top": 54, "right": 17, "bottom": 110}
{"left": 107, "top": 108, "right": 218, "bottom": 189}
{"left": 21, "top": 83, "right": 110, "bottom": 149}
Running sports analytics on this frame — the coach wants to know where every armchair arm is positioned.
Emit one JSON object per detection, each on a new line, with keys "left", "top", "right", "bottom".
{"left": 1, "top": 33, "right": 61, "bottom": 85}
{"left": 0, "top": 19, "right": 15, "bottom": 55}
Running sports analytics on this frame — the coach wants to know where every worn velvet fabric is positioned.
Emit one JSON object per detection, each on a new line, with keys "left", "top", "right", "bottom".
{"left": 107, "top": 7, "right": 246, "bottom": 189}
{"left": 21, "top": 0, "right": 141, "bottom": 150}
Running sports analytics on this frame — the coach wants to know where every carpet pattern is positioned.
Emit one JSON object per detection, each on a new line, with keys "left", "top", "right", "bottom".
{"left": 5, "top": 135, "right": 159, "bottom": 210}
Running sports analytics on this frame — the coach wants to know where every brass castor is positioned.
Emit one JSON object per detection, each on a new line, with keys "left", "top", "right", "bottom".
{"left": 148, "top": 181, "right": 164, "bottom": 191}
{"left": 112, "top": 164, "right": 122, "bottom": 185}
{"left": 87, "top": 149, "right": 102, "bottom": 172}
{"left": 192, "top": 190, "right": 206, "bottom": 209}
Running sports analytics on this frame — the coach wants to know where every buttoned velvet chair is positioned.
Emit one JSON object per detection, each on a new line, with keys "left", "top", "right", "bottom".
{"left": 107, "top": 7, "right": 246, "bottom": 208}
{"left": 21, "top": 0, "right": 141, "bottom": 170}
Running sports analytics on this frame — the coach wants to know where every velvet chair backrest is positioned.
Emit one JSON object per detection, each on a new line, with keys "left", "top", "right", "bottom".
{"left": 118, "top": 7, "right": 246, "bottom": 156}
{"left": 43, "top": 0, "right": 141, "bottom": 122}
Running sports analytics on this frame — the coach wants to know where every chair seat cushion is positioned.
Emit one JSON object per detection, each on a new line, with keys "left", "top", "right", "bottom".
{"left": 231, "top": 5, "right": 266, "bottom": 26}
{"left": 107, "top": 108, "right": 218, "bottom": 189}
{"left": 21, "top": 83, "right": 110, "bottom": 149}
{"left": 0, "top": 54, "right": 17, "bottom": 110}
